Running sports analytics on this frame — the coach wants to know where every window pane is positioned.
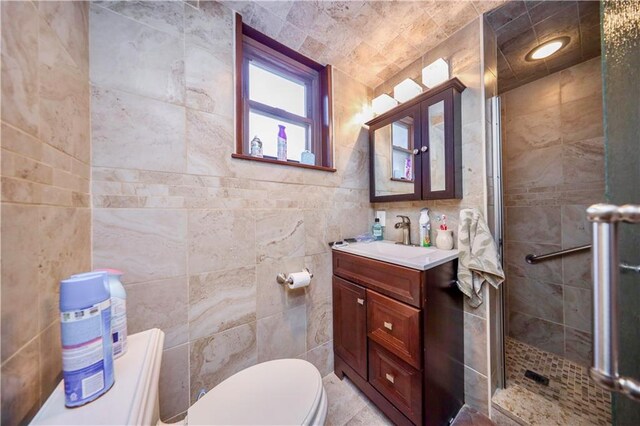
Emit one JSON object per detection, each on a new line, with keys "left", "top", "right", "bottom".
{"left": 249, "top": 110, "right": 308, "bottom": 162}
{"left": 249, "top": 62, "right": 306, "bottom": 117}
{"left": 392, "top": 122, "right": 410, "bottom": 149}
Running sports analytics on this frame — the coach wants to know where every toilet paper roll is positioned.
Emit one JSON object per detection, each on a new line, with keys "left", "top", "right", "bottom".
{"left": 286, "top": 270, "right": 311, "bottom": 290}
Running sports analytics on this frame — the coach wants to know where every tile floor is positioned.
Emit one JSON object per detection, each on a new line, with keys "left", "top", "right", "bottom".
{"left": 492, "top": 338, "right": 611, "bottom": 426}
{"left": 323, "top": 373, "right": 496, "bottom": 426}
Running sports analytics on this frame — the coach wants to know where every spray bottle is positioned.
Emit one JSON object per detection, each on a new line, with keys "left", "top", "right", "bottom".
{"left": 419, "top": 208, "right": 431, "bottom": 247}
{"left": 277, "top": 125, "right": 287, "bottom": 161}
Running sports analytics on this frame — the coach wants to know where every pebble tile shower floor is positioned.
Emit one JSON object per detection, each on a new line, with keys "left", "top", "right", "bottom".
{"left": 499, "top": 338, "right": 611, "bottom": 425}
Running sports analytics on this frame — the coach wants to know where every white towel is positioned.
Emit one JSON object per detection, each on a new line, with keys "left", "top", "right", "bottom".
{"left": 456, "top": 208, "right": 504, "bottom": 307}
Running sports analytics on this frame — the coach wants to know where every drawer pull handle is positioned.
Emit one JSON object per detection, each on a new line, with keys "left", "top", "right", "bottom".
{"left": 385, "top": 373, "right": 395, "bottom": 384}
{"left": 357, "top": 298, "right": 364, "bottom": 305}
{"left": 384, "top": 321, "right": 393, "bottom": 331}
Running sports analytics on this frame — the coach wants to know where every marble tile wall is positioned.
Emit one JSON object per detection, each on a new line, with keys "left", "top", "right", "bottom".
{"left": 372, "top": 19, "right": 492, "bottom": 415}
{"left": 502, "top": 56, "right": 603, "bottom": 366}
{"left": 89, "top": 1, "right": 373, "bottom": 421}
{"left": 1, "top": 2, "right": 91, "bottom": 425}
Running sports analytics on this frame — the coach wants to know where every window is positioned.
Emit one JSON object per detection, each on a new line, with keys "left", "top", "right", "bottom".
{"left": 233, "top": 14, "right": 334, "bottom": 171}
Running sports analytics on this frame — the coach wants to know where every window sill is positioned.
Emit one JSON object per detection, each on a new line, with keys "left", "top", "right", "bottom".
{"left": 231, "top": 153, "right": 336, "bottom": 172}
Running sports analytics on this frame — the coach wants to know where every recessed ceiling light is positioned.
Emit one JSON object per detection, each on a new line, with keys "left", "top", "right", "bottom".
{"left": 526, "top": 37, "right": 570, "bottom": 61}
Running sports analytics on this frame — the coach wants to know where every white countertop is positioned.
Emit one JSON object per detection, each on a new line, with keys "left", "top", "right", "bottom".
{"left": 332, "top": 240, "right": 458, "bottom": 271}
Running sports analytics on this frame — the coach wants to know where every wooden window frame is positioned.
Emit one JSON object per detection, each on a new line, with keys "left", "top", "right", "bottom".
{"left": 232, "top": 14, "right": 335, "bottom": 172}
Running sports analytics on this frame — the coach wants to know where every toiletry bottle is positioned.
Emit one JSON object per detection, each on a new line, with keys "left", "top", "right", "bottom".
{"left": 277, "top": 125, "right": 287, "bottom": 161}
{"left": 60, "top": 272, "right": 115, "bottom": 407}
{"left": 95, "top": 269, "right": 128, "bottom": 359}
{"left": 372, "top": 218, "right": 383, "bottom": 241}
{"left": 419, "top": 208, "right": 431, "bottom": 247}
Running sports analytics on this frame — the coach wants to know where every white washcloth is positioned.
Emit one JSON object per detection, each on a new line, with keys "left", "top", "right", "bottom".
{"left": 456, "top": 208, "right": 504, "bottom": 307}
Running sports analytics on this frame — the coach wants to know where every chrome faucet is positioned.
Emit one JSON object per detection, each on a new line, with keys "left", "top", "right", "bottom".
{"left": 394, "top": 215, "right": 412, "bottom": 245}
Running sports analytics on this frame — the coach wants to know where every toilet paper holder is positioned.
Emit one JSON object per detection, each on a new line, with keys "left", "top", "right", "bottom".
{"left": 276, "top": 268, "right": 313, "bottom": 285}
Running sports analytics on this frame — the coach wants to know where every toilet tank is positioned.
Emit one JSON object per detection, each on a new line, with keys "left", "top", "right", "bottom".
{"left": 31, "top": 329, "right": 165, "bottom": 425}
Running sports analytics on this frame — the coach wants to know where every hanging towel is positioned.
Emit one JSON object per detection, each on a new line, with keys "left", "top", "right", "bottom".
{"left": 457, "top": 208, "right": 505, "bottom": 307}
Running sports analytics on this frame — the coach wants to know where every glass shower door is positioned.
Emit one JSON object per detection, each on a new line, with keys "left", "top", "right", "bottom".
{"left": 598, "top": 1, "right": 640, "bottom": 423}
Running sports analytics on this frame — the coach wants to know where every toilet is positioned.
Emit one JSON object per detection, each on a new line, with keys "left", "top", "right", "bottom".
{"left": 31, "top": 329, "right": 328, "bottom": 425}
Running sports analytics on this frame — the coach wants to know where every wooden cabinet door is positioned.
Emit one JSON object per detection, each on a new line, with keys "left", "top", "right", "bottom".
{"left": 333, "top": 276, "right": 368, "bottom": 379}
{"left": 421, "top": 88, "right": 462, "bottom": 200}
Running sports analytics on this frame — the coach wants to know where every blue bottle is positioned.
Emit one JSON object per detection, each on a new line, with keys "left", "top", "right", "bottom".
{"left": 372, "top": 218, "right": 383, "bottom": 241}
{"left": 60, "top": 272, "right": 115, "bottom": 407}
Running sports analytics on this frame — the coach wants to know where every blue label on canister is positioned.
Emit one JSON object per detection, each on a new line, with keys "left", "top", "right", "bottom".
{"left": 60, "top": 272, "right": 115, "bottom": 407}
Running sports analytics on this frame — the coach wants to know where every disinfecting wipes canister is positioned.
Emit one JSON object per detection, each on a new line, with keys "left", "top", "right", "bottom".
{"left": 60, "top": 272, "right": 115, "bottom": 407}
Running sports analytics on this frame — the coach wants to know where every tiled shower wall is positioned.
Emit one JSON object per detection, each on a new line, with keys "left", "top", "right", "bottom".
{"left": 1, "top": 2, "right": 91, "bottom": 425}
{"left": 88, "top": 1, "right": 372, "bottom": 421}
{"left": 502, "top": 57, "right": 604, "bottom": 366}
{"left": 372, "top": 19, "right": 492, "bottom": 415}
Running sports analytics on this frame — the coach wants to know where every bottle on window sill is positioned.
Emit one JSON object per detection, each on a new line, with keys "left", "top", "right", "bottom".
{"left": 250, "top": 136, "right": 263, "bottom": 158}
{"left": 277, "top": 125, "right": 287, "bottom": 161}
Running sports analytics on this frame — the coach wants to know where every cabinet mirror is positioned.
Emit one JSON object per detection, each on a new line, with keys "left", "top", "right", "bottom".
{"left": 371, "top": 106, "right": 421, "bottom": 200}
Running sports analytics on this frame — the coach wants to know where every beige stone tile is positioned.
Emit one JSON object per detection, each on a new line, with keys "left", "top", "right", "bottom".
{"left": 505, "top": 241, "right": 563, "bottom": 285}
{"left": 509, "top": 276, "right": 563, "bottom": 324}
{"left": 255, "top": 209, "right": 305, "bottom": 263}
{"left": 159, "top": 343, "right": 189, "bottom": 421}
{"left": 1, "top": 204, "right": 40, "bottom": 362}
{"left": 1, "top": 1, "right": 39, "bottom": 136}
{"left": 504, "top": 105, "right": 562, "bottom": 155}
{"left": 189, "top": 266, "right": 257, "bottom": 341}
{"left": 1, "top": 338, "right": 40, "bottom": 426}
{"left": 189, "top": 323, "right": 257, "bottom": 402}
{"left": 38, "top": 207, "right": 92, "bottom": 330}
{"left": 508, "top": 311, "right": 564, "bottom": 356}
{"left": 186, "top": 109, "right": 234, "bottom": 176}
{"left": 345, "top": 403, "right": 392, "bottom": 426}
{"left": 561, "top": 204, "right": 591, "bottom": 248}
{"left": 464, "top": 312, "right": 488, "bottom": 376}
{"left": 184, "top": 43, "right": 234, "bottom": 117}
{"left": 1, "top": 123, "right": 42, "bottom": 160}
{"left": 39, "top": 321, "right": 62, "bottom": 401}
{"left": 305, "top": 252, "right": 332, "bottom": 303}
{"left": 562, "top": 137, "right": 604, "bottom": 186}
{"left": 560, "top": 94, "right": 603, "bottom": 143}
{"left": 322, "top": 373, "right": 368, "bottom": 426}
{"left": 306, "top": 340, "right": 333, "bottom": 378}
{"left": 39, "top": 1, "right": 89, "bottom": 75}
{"left": 184, "top": 0, "right": 233, "bottom": 64}
{"left": 89, "top": 4, "right": 184, "bottom": 104}
{"left": 276, "top": 21, "right": 306, "bottom": 51}
{"left": 95, "top": 0, "right": 184, "bottom": 37}
{"left": 306, "top": 296, "right": 332, "bottom": 351}
{"left": 39, "top": 14, "right": 90, "bottom": 163}
{"left": 464, "top": 366, "right": 489, "bottom": 415}
{"left": 127, "top": 276, "right": 189, "bottom": 349}
{"left": 505, "top": 206, "right": 561, "bottom": 245}
{"left": 93, "top": 209, "right": 187, "bottom": 284}
{"left": 257, "top": 305, "right": 306, "bottom": 362}
{"left": 187, "top": 209, "right": 256, "bottom": 275}
{"left": 564, "top": 286, "right": 591, "bottom": 333}
{"left": 255, "top": 256, "right": 305, "bottom": 319}
{"left": 91, "top": 86, "right": 186, "bottom": 173}
{"left": 564, "top": 327, "right": 592, "bottom": 366}
{"left": 503, "top": 72, "right": 561, "bottom": 117}
{"left": 560, "top": 56, "right": 601, "bottom": 104}
{"left": 562, "top": 251, "right": 591, "bottom": 289}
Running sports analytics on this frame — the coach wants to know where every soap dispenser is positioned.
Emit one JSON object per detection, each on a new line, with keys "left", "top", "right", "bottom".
{"left": 419, "top": 208, "right": 431, "bottom": 247}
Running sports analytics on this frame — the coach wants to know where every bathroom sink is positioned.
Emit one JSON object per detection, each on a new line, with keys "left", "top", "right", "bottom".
{"left": 332, "top": 240, "right": 458, "bottom": 271}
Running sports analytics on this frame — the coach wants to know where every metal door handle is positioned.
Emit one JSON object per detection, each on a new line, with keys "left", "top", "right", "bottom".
{"left": 412, "top": 148, "right": 419, "bottom": 155}
{"left": 421, "top": 146, "right": 428, "bottom": 153}
{"left": 357, "top": 298, "right": 364, "bottom": 306}
{"left": 384, "top": 321, "right": 393, "bottom": 331}
{"left": 385, "top": 373, "right": 395, "bottom": 384}
{"left": 587, "top": 203, "right": 640, "bottom": 401}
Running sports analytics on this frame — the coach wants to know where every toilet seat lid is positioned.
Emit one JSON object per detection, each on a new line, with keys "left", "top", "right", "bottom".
{"left": 188, "top": 359, "right": 323, "bottom": 425}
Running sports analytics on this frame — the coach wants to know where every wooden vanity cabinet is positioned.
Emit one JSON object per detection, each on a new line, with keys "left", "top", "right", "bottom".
{"left": 332, "top": 251, "right": 464, "bottom": 426}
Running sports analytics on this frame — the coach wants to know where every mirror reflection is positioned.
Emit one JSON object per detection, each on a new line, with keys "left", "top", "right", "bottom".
{"left": 428, "top": 101, "right": 446, "bottom": 192}
{"left": 374, "top": 116, "right": 415, "bottom": 197}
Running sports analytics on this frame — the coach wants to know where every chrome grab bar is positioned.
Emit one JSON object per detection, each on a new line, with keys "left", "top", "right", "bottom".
{"left": 525, "top": 244, "right": 591, "bottom": 264}
{"left": 587, "top": 203, "right": 640, "bottom": 401}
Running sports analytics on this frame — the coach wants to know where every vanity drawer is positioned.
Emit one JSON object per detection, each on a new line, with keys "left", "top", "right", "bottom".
{"left": 367, "top": 290, "right": 421, "bottom": 369}
{"left": 369, "top": 343, "right": 422, "bottom": 425}
{"left": 333, "top": 251, "right": 422, "bottom": 307}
